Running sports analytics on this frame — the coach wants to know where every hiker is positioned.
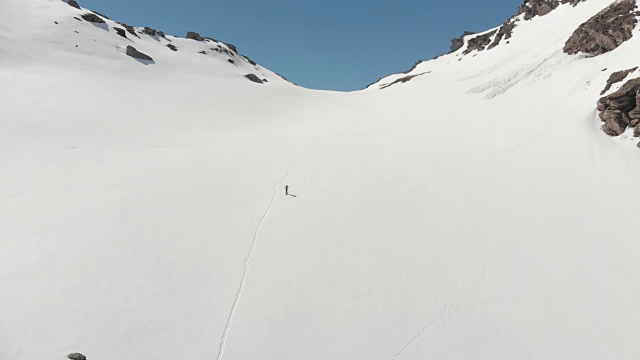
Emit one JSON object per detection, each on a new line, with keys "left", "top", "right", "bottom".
{"left": 285, "top": 185, "right": 289, "bottom": 195}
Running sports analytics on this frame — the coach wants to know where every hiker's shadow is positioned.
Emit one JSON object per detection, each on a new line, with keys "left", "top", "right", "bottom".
{"left": 286, "top": 194, "right": 297, "bottom": 198}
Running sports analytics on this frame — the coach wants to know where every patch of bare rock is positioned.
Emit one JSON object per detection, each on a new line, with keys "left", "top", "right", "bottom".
{"left": 66, "top": 0, "right": 80, "bottom": 9}
{"left": 463, "top": 30, "right": 497, "bottom": 55}
{"left": 380, "top": 73, "right": 426, "bottom": 89}
{"left": 126, "top": 45, "right": 153, "bottom": 62}
{"left": 564, "top": 0, "right": 640, "bottom": 56}
{"left": 597, "top": 77, "right": 640, "bottom": 147}
{"left": 187, "top": 31, "right": 205, "bottom": 41}
{"left": 245, "top": 74, "right": 264, "bottom": 84}
{"left": 601, "top": 68, "right": 638, "bottom": 95}
{"left": 80, "top": 13, "right": 104, "bottom": 23}
{"left": 449, "top": 31, "right": 476, "bottom": 53}
{"left": 488, "top": 19, "right": 517, "bottom": 49}
{"left": 518, "top": 0, "right": 586, "bottom": 20}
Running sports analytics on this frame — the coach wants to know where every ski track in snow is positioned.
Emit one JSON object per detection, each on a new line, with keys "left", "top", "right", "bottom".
{"left": 389, "top": 235, "right": 545, "bottom": 360}
{"left": 215, "top": 113, "right": 343, "bottom": 360}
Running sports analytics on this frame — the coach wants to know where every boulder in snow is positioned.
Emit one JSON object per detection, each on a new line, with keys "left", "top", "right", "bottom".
{"left": 67, "top": 0, "right": 81, "bottom": 9}
{"left": 143, "top": 27, "right": 157, "bottom": 36}
{"left": 80, "top": 13, "right": 105, "bottom": 23}
{"left": 67, "top": 353, "right": 86, "bottom": 360}
{"left": 114, "top": 27, "right": 127, "bottom": 38}
{"left": 186, "top": 31, "right": 205, "bottom": 41}
{"left": 245, "top": 74, "right": 264, "bottom": 84}
{"left": 126, "top": 45, "right": 153, "bottom": 62}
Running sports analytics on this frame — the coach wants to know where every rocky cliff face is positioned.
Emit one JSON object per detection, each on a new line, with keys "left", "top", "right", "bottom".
{"left": 564, "top": 0, "right": 639, "bottom": 56}
{"left": 597, "top": 76, "right": 640, "bottom": 146}
{"left": 458, "top": 0, "right": 587, "bottom": 55}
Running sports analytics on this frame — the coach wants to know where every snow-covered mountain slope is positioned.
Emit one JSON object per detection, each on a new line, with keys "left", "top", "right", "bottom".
{"left": 2, "top": 0, "right": 640, "bottom": 359}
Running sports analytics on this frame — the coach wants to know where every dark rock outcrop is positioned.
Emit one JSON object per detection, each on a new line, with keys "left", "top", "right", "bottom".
{"left": 564, "top": 0, "right": 639, "bottom": 56}
{"left": 488, "top": 19, "right": 517, "bottom": 49}
{"left": 186, "top": 31, "right": 205, "bottom": 41}
{"left": 597, "top": 77, "right": 640, "bottom": 136}
{"left": 157, "top": 31, "right": 165, "bottom": 38}
{"left": 463, "top": 30, "right": 497, "bottom": 54}
{"left": 245, "top": 74, "right": 264, "bottom": 84}
{"left": 114, "top": 27, "right": 126, "bottom": 38}
{"left": 223, "top": 42, "right": 238, "bottom": 54}
{"left": 67, "top": 0, "right": 80, "bottom": 9}
{"left": 518, "top": 0, "right": 585, "bottom": 20}
{"left": 403, "top": 60, "right": 423, "bottom": 74}
{"left": 166, "top": 44, "right": 178, "bottom": 51}
{"left": 126, "top": 45, "right": 153, "bottom": 61}
{"left": 80, "top": 13, "right": 105, "bottom": 23}
{"left": 143, "top": 27, "right": 157, "bottom": 36}
{"left": 68, "top": 353, "right": 86, "bottom": 360}
{"left": 91, "top": 10, "right": 109, "bottom": 19}
{"left": 450, "top": 31, "right": 476, "bottom": 53}
{"left": 601, "top": 68, "right": 638, "bottom": 95}
{"left": 243, "top": 55, "right": 257, "bottom": 66}
{"left": 381, "top": 73, "right": 426, "bottom": 89}
{"left": 116, "top": 22, "right": 139, "bottom": 37}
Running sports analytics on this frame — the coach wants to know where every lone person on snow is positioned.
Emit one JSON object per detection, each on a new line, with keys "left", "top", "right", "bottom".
{"left": 285, "top": 185, "right": 289, "bottom": 196}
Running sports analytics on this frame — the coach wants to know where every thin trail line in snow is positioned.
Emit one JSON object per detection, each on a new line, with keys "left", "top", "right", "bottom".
{"left": 215, "top": 112, "right": 343, "bottom": 360}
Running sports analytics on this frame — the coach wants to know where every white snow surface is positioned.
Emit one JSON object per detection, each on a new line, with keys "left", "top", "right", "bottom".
{"left": 2, "top": 0, "right": 640, "bottom": 359}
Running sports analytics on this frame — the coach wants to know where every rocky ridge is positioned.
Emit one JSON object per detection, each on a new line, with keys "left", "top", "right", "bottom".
{"left": 458, "top": 0, "right": 587, "bottom": 55}
{"left": 56, "top": 0, "right": 275, "bottom": 85}
{"left": 518, "top": 0, "right": 587, "bottom": 20}
{"left": 564, "top": 0, "right": 640, "bottom": 56}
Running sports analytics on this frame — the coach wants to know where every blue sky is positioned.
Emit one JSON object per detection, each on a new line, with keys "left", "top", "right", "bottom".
{"left": 77, "top": 0, "right": 521, "bottom": 91}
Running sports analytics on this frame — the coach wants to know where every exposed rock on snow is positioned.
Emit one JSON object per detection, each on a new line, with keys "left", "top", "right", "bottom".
{"left": 186, "top": 31, "right": 205, "bottom": 41}
{"left": 125, "top": 45, "right": 153, "bottom": 61}
{"left": 518, "top": 0, "right": 586, "bottom": 20}
{"left": 143, "top": 27, "right": 157, "bottom": 36}
{"left": 67, "top": 353, "right": 86, "bottom": 360}
{"left": 116, "top": 22, "right": 139, "bottom": 38}
{"left": 143, "top": 27, "right": 165, "bottom": 38}
{"left": 243, "top": 55, "right": 257, "bottom": 66}
{"left": 80, "top": 13, "right": 105, "bottom": 23}
{"left": 66, "top": 0, "right": 80, "bottom": 10}
{"left": 403, "top": 60, "right": 424, "bottom": 74}
{"left": 601, "top": 67, "right": 638, "bottom": 95}
{"left": 91, "top": 10, "right": 109, "bottom": 20}
{"left": 449, "top": 31, "right": 476, "bottom": 53}
{"left": 380, "top": 73, "right": 425, "bottom": 89}
{"left": 223, "top": 42, "right": 238, "bottom": 54}
{"left": 564, "top": 0, "right": 639, "bottom": 56}
{"left": 114, "top": 27, "right": 127, "bottom": 38}
{"left": 166, "top": 44, "right": 178, "bottom": 51}
{"left": 463, "top": 30, "right": 497, "bottom": 54}
{"left": 597, "top": 77, "right": 640, "bottom": 136}
{"left": 244, "top": 74, "right": 264, "bottom": 84}
{"left": 488, "top": 19, "right": 517, "bottom": 49}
